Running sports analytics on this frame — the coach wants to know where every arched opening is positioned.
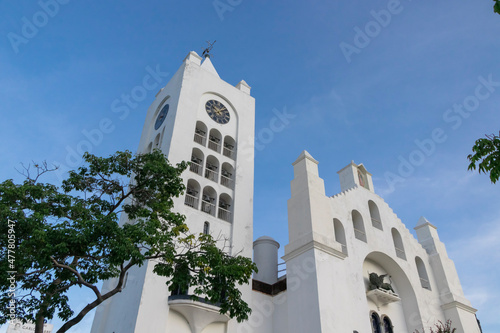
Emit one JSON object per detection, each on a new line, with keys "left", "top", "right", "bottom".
{"left": 154, "top": 133, "right": 161, "bottom": 148}
{"left": 333, "top": 218, "right": 347, "bottom": 255}
{"left": 383, "top": 316, "right": 394, "bottom": 333}
{"left": 352, "top": 210, "right": 367, "bottom": 243}
{"left": 203, "top": 222, "right": 210, "bottom": 235}
{"left": 364, "top": 252, "right": 422, "bottom": 333}
{"left": 208, "top": 128, "right": 222, "bottom": 153}
{"left": 415, "top": 256, "right": 431, "bottom": 290}
{"left": 369, "top": 200, "right": 382, "bottom": 230}
{"left": 201, "top": 186, "right": 217, "bottom": 216}
{"left": 220, "top": 162, "right": 235, "bottom": 189}
{"left": 185, "top": 179, "right": 200, "bottom": 209}
{"left": 223, "top": 135, "right": 236, "bottom": 160}
{"left": 218, "top": 193, "right": 232, "bottom": 222}
{"left": 370, "top": 312, "right": 382, "bottom": 333}
{"left": 190, "top": 148, "right": 204, "bottom": 176}
{"left": 194, "top": 121, "right": 207, "bottom": 146}
{"left": 146, "top": 142, "right": 152, "bottom": 153}
{"left": 391, "top": 228, "right": 406, "bottom": 260}
{"left": 205, "top": 155, "right": 219, "bottom": 182}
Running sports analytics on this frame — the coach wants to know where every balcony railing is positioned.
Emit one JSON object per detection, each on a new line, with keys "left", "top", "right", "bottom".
{"left": 218, "top": 207, "right": 232, "bottom": 222}
{"left": 190, "top": 162, "right": 202, "bottom": 176}
{"left": 208, "top": 140, "right": 221, "bottom": 153}
{"left": 395, "top": 247, "right": 406, "bottom": 260}
{"left": 371, "top": 217, "right": 383, "bottom": 230}
{"left": 354, "top": 228, "right": 367, "bottom": 242}
{"left": 220, "top": 175, "right": 234, "bottom": 189}
{"left": 201, "top": 201, "right": 216, "bottom": 216}
{"left": 184, "top": 194, "right": 198, "bottom": 209}
{"left": 194, "top": 133, "right": 206, "bottom": 146}
{"left": 223, "top": 147, "right": 236, "bottom": 160}
{"left": 205, "top": 169, "right": 218, "bottom": 182}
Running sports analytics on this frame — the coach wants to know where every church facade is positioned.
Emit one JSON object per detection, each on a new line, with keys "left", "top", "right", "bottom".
{"left": 90, "top": 52, "right": 481, "bottom": 333}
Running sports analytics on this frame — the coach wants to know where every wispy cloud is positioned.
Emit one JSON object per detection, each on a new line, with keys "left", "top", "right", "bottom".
{"left": 448, "top": 218, "right": 500, "bottom": 330}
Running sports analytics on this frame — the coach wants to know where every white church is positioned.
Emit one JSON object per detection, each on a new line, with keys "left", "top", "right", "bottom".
{"left": 90, "top": 51, "right": 482, "bottom": 333}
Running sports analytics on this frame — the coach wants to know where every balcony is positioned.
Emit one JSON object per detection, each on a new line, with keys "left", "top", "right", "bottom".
{"left": 190, "top": 162, "right": 202, "bottom": 176}
{"left": 168, "top": 294, "right": 229, "bottom": 333}
{"left": 194, "top": 133, "right": 206, "bottom": 146}
{"left": 204, "top": 168, "right": 218, "bottom": 182}
{"left": 223, "top": 145, "right": 236, "bottom": 160}
{"left": 208, "top": 140, "right": 220, "bottom": 153}
{"left": 366, "top": 288, "right": 400, "bottom": 308}
{"left": 201, "top": 200, "right": 216, "bottom": 216}
{"left": 218, "top": 207, "right": 232, "bottom": 222}
{"left": 185, "top": 194, "right": 198, "bottom": 209}
{"left": 220, "top": 175, "right": 234, "bottom": 189}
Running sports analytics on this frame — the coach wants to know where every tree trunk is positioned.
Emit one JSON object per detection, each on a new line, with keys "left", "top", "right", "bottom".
{"left": 35, "top": 313, "right": 45, "bottom": 333}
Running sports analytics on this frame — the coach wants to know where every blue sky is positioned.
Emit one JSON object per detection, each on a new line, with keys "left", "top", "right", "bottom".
{"left": 1, "top": 1, "right": 499, "bottom": 332}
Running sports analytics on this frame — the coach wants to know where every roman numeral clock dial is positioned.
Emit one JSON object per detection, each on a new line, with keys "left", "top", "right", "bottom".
{"left": 205, "top": 100, "right": 230, "bottom": 124}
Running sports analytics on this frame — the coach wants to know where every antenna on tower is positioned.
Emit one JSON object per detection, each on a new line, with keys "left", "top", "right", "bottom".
{"left": 202, "top": 40, "right": 216, "bottom": 59}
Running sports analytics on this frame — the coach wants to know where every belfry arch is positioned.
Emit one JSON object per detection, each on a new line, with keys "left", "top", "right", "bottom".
{"left": 363, "top": 251, "right": 421, "bottom": 333}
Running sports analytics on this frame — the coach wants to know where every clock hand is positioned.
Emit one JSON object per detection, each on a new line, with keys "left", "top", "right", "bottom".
{"left": 213, "top": 106, "right": 222, "bottom": 116}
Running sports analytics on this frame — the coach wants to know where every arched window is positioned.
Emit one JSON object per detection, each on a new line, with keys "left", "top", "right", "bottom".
{"left": 185, "top": 179, "right": 201, "bottom": 209}
{"left": 201, "top": 186, "right": 217, "bottom": 216}
{"left": 371, "top": 312, "right": 382, "bottom": 333}
{"left": 203, "top": 222, "right": 210, "bottom": 235}
{"left": 194, "top": 121, "right": 207, "bottom": 146}
{"left": 392, "top": 228, "right": 406, "bottom": 260}
{"left": 146, "top": 142, "right": 152, "bottom": 153}
{"left": 205, "top": 155, "right": 219, "bottom": 182}
{"left": 369, "top": 200, "right": 382, "bottom": 230}
{"left": 218, "top": 193, "right": 233, "bottom": 222}
{"left": 415, "top": 256, "right": 431, "bottom": 290}
{"left": 220, "top": 162, "right": 235, "bottom": 189}
{"left": 154, "top": 133, "right": 161, "bottom": 148}
{"left": 223, "top": 135, "right": 236, "bottom": 160}
{"left": 190, "top": 148, "right": 204, "bottom": 176}
{"left": 333, "top": 218, "right": 348, "bottom": 255}
{"left": 352, "top": 210, "right": 367, "bottom": 243}
{"left": 383, "top": 316, "right": 393, "bottom": 333}
{"left": 208, "top": 128, "right": 222, "bottom": 153}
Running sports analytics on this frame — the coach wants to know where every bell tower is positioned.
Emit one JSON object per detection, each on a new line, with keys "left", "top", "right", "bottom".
{"left": 91, "top": 50, "right": 255, "bottom": 333}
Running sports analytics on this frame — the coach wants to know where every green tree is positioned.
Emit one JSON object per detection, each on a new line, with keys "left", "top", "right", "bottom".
{"left": 467, "top": 132, "right": 500, "bottom": 183}
{"left": 0, "top": 150, "right": 256, "bottom": 333}
{"left": 495, "top": 0, "right": 500, "bottom": 15}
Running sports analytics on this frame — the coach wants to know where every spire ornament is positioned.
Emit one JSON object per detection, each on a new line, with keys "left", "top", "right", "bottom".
{"left": 202, "top": 40, "right": 216, "bottom": 58}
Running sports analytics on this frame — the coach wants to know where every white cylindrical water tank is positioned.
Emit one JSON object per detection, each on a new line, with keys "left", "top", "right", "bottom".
{"left": 253, "top": 236, "right": 280, "bottom": 285}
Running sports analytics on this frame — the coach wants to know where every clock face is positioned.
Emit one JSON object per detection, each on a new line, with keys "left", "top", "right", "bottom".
{"left": 205, "top": 100, "right": 230, "bottom": 124}
{"left": 154, "top": 104, "right": 169, "bottom": 130}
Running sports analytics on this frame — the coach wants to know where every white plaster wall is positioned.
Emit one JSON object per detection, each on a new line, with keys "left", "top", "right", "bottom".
{"left": 278, "top": 155, "right": 480, "bottom": 333}
{"left": 284, "top": 252, "right": 323, "bottom": 333}
{"left": 201, "top": 322, "right": 226, "bottom": 333}
{"left": 167, "top": 311, "right": 191, "bottom": 333}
